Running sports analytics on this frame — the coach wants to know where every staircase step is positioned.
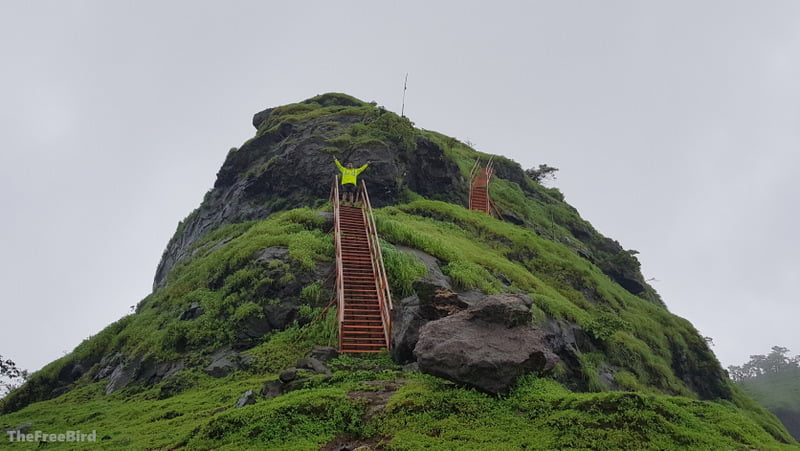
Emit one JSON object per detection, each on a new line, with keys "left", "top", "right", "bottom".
{"left": 343, "top": 312, "right": 382, "bottom": 317}
{"left": 343, "top": 318, "right": 383, "bottom": 324}
{"left": 341, "top": 329, "right": 383, "bottom": 335}
{"left": 341, "top": 338, "right": 386, "bottom": 344}
{"left": 340, "top": 348, "right": 385, "bottom": 354}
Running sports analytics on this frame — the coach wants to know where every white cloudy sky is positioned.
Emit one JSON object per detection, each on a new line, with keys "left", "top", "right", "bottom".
{"left": 1, "top": 1, "right": 798, "bottom": 374}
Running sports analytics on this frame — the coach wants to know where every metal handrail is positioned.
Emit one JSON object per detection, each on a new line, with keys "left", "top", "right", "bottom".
{"left": 330, "top": 177, "right": 345, "bottom": 350}
{"left": 359, "top": 180, "right": 393, "bottom": 349}
{"left": 469, "top": 157, "right": 495, "bottom": 215}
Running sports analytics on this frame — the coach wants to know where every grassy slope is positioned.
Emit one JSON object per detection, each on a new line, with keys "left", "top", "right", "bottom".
{"left": 1, "top": 94, "right": 796, "bottom": 448}
{"left": 0, "top": 358, "right": 795, "bottom": 450}
{"left": 1, "top": 200, "right": 794, "bottom": 448}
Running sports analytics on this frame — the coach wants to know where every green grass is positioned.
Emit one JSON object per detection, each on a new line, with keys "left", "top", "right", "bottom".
{"left": 380, "top": 241, "right": 428, "bottom": 298}
{"left": 4, "top": 198, "right": 789, "bottom": 447}
{"left": 372, "top": 374, "right": 796, "bottom": 450}
{"left": 372, "top": 199, "right": 731, "bottom": 400}
{"left": 2, "top": 369, "right": 796, "bottom": 450}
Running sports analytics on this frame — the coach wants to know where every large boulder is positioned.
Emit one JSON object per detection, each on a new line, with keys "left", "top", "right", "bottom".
{"left": 391, "top": 283, "right": 470, "bottom": 363}
{"left": 413, "top": 294, "right": 559, "bottom": 395}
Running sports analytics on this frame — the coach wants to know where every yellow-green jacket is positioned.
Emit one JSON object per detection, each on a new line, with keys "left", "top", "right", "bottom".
{"left": 335, "top": 158, "right": 369, "bottom": 185}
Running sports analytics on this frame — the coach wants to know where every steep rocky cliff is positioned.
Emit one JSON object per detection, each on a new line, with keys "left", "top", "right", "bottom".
{"left": 154, "top": 94, "right": 466, "bottom": 287}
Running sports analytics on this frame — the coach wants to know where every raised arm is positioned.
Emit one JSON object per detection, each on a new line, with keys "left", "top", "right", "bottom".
{"left": 333, "top": 156, "right": 345, "bottom": 171}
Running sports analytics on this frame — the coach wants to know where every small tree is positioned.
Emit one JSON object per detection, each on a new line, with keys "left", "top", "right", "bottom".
{"left": 525, "top": 164, "right": 559, "bottom": 184}
{"left": 0, "top": 355, "right": 27, "bottom": 398}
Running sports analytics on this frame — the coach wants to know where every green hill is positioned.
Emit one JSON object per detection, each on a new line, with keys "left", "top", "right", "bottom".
{"left": 1, "top": 93, "right": 796, "bottom": 449}
{"left": 740, "top": 368, "right": 800, "bottom": 441}
{"left": 730, "top": 348, "right": 800, "bottom": 441}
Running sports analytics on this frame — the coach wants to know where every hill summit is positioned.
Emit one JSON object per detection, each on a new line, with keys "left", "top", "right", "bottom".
{"left": 1, "top": 93, "right": 795, "bottom": 449}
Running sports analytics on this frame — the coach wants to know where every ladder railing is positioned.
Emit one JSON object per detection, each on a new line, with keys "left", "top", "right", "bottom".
{"left": 359, "top": 180, "right": 393, "bottom": 348}
{"left": 330, "top": 178, "right": 346, "bottom": 351}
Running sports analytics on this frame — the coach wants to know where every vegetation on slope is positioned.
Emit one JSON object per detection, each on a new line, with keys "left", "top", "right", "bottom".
{"left": 0, "top": 352, "right": 795, "bottom": 449}
{"left": 1, "top": 93, "right": 796, "bottom": 448}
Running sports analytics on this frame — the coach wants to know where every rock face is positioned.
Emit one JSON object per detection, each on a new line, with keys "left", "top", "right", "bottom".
{"left": 413, "top": 294, "right": 560, "bottom": 395}
{"left": 92, "top": 353, "right": 185, "bottom": 394}
{"left": 204, "top": 347, "right": 251, "bottom": 378}
{"left": 154, "top": 95, "right": 467, "bottom": 287}
{"left": 391, "top": 283, "right": 469, "bottom": 364}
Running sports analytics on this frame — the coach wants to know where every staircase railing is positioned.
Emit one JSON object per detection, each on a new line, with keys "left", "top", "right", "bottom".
{"left": 469, "top": 157, "right": 495, "bottom": 214}
{"left": 468, "top": 158, "right": 480, "bottom": 211}
{"left": 330, "top": 177, "right": 345, "bottom": 351}
{"left": 358, "top": 180, "right": 393, "bottom": 349}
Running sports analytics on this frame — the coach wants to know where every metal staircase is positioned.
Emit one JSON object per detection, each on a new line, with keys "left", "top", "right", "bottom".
{"left": 469, "top": 158, "right": 494, "bottom": 214}
{"left": 331, "top": 179, "right": 392, "bottom": 353}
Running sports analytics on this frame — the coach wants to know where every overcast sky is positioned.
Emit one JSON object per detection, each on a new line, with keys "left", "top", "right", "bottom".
{"left": 1, "top": 1, "right": 798, "bottom": 375}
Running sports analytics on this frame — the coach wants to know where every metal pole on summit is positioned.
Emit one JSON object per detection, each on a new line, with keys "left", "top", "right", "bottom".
{"left": 401, "top": 73, "right": 408, "bottom": 117}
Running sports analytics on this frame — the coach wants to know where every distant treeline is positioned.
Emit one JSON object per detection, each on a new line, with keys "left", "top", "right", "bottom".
{"left": 728, "top": 346, "right": 799, "bottom": 382}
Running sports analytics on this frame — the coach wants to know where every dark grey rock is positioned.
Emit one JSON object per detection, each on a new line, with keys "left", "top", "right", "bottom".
{"left": 390, "top": 295, "right": 426, "bottom": 364}
{"left": 57, "top": 362, "right": 86, "bottom": 384}
{"left": 139, "top": 360, "right": 185, "bottom": 385}
{"left": 105, "top": 361, "right": 137, "bottom": 394}
{"left": 254, "top": 246, "right": 290, "bottom": 263}
{"left": 469, "top": 294, "right": 532, "bottom": 328}
{"left": 296, "top": 357, "right": 331, "bottom": 376}
{"left": 414, "top": 312, "right": 559, "bottom": 394}
{"left": 279, "top": 368, "right": 298, "bottom": 383}
{"left": 178, "top": 302, "right": 203, "bottom": 320}
{"left": 261, "top": 380, "right": 283, "bottom": 399}
{"left": 412, "top": 294, "right": 559, "bottom": 394}
{"left": 233, "top": 302, "right": 300, "bottom": 350}
{"left": 235, "top": 390, "right": 256, "bottom": 408}
{"left": 309, "top": 346, "right": 339, "bottom": 363}
{"left": 501, "top": 210, "right": 525, "bottom": 226}
{"left": 391, "top": 282, "right": 471, "bottom": 364}
{"left": 94, "top": 353, "right": 125, "bottom": 380}
{"left": 598, "top": 365, "right": 617, "bottom": 390}
{"left": 204, "top": 348, "right": 248, "bottom": 378}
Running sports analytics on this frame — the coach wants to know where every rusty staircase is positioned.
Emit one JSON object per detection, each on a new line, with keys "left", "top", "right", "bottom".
{"left": 469, "top": 158, "right": 495, "bottom": 214}
{"left": 331, "top": 179, "right": 392, "bottom": 353}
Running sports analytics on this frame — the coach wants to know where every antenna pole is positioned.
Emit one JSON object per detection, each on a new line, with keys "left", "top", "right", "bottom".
{"left": 401, "top": 73, "right": 408, "bottom": 117}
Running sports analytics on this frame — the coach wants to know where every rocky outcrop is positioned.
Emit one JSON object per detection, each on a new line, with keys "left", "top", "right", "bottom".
{"left": 154, "top": 97, "right": 467, "bottom": 287}
{"left": 261, "top": 355, "right": 335, "bottom": 399}
{"left": 93, "top": 353, "right": 185, "bottom": 394}
{"left": 235, "top": 390, "right": 256, "bottom": 408}
{"left": 204, "top": 347, "right": 252, "bottom": 378}
{"left": 414, "top": 294, "right": 560, "bottom": 394}
{"left": 391, "top": 282, "right": 470, "bottom": 363}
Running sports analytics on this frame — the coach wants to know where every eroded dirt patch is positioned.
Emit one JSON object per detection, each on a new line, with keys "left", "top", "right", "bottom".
{"left": 321, "top": 380, "right": 405, "bottom": 450}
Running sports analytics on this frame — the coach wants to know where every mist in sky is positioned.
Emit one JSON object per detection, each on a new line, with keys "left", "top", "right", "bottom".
{"left": 1, "top": 1, "right": 798, "bottom": 374}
